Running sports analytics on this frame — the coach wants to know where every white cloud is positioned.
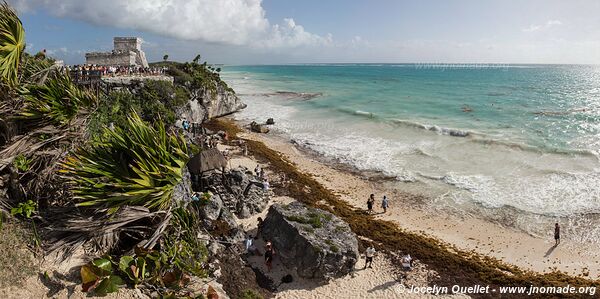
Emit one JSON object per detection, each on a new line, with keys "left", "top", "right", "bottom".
{"left": 258, "top": 18, "right": 333, "bottom": 49}
{"left": 10, "top": 0, "right": 330, "bottom": 48}
{"left": 522, "top": 19, "right": 562, "bottom": 32}
{"left": 546, "top": 20, "right": 562, "bottom": 26}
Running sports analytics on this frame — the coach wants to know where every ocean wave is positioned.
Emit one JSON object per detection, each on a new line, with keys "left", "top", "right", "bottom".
{"left": 275, "top": 91, "right": 323, "bottom": 100}
{"left": 438, "top": 172, "right": 600, "bottom": 217}
{"left": 237, "top": 91, "right": 323, "bottom": 100}
{"left": 354, "top": 110, "right": 375, "bottom": 117}
{"left": 333, "top": 109, "right": 473, "bottom": 137}
{"left": 391, "top": 119, "right": 472, "bottom": 137}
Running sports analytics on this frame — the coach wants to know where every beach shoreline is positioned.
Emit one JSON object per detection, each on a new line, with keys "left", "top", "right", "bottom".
{"left": 207, "top": 117, "right": 600, "bottom": 287}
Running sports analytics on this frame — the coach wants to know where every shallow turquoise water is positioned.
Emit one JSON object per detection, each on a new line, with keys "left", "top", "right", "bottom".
{"left": 225, "top": 64, "right": 600, "bottom": 153}
{"left": 222, "top": 64, "right": 600, "bottom": 242}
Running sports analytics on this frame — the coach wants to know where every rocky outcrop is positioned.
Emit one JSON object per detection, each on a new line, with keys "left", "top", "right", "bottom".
{"left": 184, "top": 84, "right": 246, "bottom": 123}
{"left": 172, "top": 168, "right": 193, "bottom": 204}
{"left": 102, "top": 75, "right": 173, "bottom": 85}
{"left": 226, "top": 167, "right": 269, "bottom": 218}
{"left": 204, "top": 167, "right": 269, "bottom": 219}
{"left": 261, "top": 202, "right": 359, "bottom": 279}
{"left": 198, "top": 192, "right": 223, "bottom": 221}
{"left": 250, "top": 121, "right": 269, "bottom": 134}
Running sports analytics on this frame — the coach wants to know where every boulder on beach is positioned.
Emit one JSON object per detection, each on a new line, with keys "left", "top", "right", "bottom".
{"left": 250, "top": 121, "right": 270, "bottom": 133}
{"left": 266, "top": 118, "right": 275, "bottom": 125}
{"left": 260, "top": 202, "right": 359, "bottom": 279}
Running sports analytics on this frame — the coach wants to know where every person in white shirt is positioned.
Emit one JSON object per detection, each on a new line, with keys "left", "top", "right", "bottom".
{"left": 401, "top": 254, "right": 413, "bottom": 270}
{"left": 255, "top": 165, "right": 262, "bottom": 177}
{"left": 245, "top": 235, "right": 259, "bottom": 255}
{"left": 364, "top": 245, "right": 376, "bottom": 268}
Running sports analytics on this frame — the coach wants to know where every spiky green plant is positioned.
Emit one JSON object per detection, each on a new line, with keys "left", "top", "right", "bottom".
{"left": 18, "top": 72, "right": 96, "bottom": 127}
{"left": 61, "top": 112, "right": 190, "bottom": 212}
{"left": 0, "top": 2, "right": 25, "bottom": 88}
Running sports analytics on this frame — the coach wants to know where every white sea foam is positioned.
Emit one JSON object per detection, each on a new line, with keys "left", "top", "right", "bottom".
{"left": 224, "top": 69, "right": 600, "bottom": 243}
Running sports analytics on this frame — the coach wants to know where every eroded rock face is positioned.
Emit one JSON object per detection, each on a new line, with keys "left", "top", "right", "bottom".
{"left": 185, "top": 84, "right": 246, "bottom": 123}
{"left": 261, "top": 202, "right": 359, "bottom": 279}
{"left": 198, "top": 192, "right": 223, "bottom": 221}
{"left": 204, "top": 167, "right": 269, "bottom": 219}
{"left": 172, "top": 168, "right": 193, "bottom": 205}
{"left": 226, "top": 167, "right": 269, "bottom": 219}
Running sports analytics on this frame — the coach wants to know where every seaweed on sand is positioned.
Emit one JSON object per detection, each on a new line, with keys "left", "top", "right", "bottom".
{"left": 207, "top": 118, "right": 600, "bottom": 298}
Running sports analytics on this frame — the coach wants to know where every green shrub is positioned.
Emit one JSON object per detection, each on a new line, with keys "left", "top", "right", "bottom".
{"left": 10, "top": 200, "right": 37, "bottom": 218}
{"left": 62, "top": 112, "right": 190, "bottom": 212}
{"left": 18, "top": 72, "right": 96, "bottom": 127}
{"left": 240, "top": 289, "right": 264, "bottom": 299}
{"left": 13, "top": 154, "right": 32, "bottom": 172}
{"left": 287, "top": 212, "right": 324, "bottom": 228}
{"left": 88, "top": 80, "right": 189, "bottom": 138}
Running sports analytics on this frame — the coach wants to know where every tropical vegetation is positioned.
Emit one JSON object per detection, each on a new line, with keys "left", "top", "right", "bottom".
{"left": 0, "top": 2, "right": 218, "bottom": 296}
{"left": 62, "top": 112, "right": 192, "bottom": 212}
{"left": 0, "top": 2, "right": 25, "bottom": 87}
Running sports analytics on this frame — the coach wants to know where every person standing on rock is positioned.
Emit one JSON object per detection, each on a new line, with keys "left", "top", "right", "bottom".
{"left": 255, "top": 165, "right": 261, "bottom": 177}
{"left": 264, "top": 240, "right": 275, "bottom": 272}
{"left": 554, "top": 223, "right": 560, "bottom": 245}
{"left": 367, "top": 194, "right": 375, "bottom": 214}
{"left": 245, "top": 235, "right": 259, "bottom": 256}
{"left": 381, "top": 195, "right": 389, "bottom": 213}
{"left": 364, "top": 245, "right": 376, "bottom": 269}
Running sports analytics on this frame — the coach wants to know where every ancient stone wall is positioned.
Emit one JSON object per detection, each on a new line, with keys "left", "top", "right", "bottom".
{"left": 85, "top": 37, "right": 149, "bottom": 67}
{"left": 85, "top": 51, "right": 136, "bottom": 66}
{"left": 114, "top": 37, "right": 142, "bottom": 52}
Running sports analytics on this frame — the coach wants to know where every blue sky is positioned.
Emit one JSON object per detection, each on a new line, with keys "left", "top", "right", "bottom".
{"left": 10, "top": 0, "right": 600, "bottom": 65}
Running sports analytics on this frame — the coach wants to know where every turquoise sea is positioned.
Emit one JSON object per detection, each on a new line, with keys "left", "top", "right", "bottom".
{"left": 221, "top": 64, "right": 600, "bottom": 243}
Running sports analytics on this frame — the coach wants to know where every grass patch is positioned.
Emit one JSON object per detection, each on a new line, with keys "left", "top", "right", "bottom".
{"left": 240, "top": 289, "right": 264, "bottom": 299}
{"left": 0, "top": 220, "right": 37, "bottom": 289}
{"left": 285, "top": 212, "right": 323, "bottom": 228}
{"left": 324, "top": 239, "right": 339, "bottom": 252}
{"left": 207, "top": 118, "right": 600, "bottom": 298}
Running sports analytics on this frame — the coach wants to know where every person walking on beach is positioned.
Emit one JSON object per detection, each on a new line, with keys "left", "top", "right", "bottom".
{"left": 554, "top": 223, "right": 560, "bottom": 245}
{"left": 367, "top": 194, "right": 375, "bottom": 214}
{"left": 381, "top": 195, "right": 389, "bottom": 213}
{"left": 364, "top": 245, "right": 376, "bottom": 268}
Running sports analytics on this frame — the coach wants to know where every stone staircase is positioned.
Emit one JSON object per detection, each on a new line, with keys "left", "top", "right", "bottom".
{"left": 211, "top": 183, "right": 238, "bottom": 214}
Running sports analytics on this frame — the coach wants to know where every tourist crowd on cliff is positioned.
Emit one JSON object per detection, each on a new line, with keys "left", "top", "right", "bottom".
{"left": 65, "top": 64, "right": 168, "bottom": 81}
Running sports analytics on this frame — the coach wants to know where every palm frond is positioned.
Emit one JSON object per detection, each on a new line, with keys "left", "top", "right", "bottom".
{"left": 17, "top": 72, "right": 96, "bottom": 127}
{"left": 61, "top": 112, "right": 190, "bottom": 212}
{"left": 44, "top": 206, "right": 168, "bottom": 259}
{"left": 0, "top": 1, "right": 25, "bottom": 88}
{"left": 19, "top": 53, "right": 56, "bottom": 85}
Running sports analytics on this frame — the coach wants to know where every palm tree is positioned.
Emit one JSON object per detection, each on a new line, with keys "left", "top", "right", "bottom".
{"left": 18, "top": 72, "right": 97, "bottom": 127}
{"left": 163, "top": 54, "right": 168, "bottom": 62}
{"left": 61, "top": 112, "right": 192, "bottom": 212}
{"left": 0, "top": 2, "right": 26, "bottom": 88}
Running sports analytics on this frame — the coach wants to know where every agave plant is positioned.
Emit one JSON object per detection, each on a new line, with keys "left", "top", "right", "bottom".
{"left": 61, "top": 112, "right": 190, "bottom": 212}
{"left": 0, "top": 2, "right": 25, "bottom": 88}
{"left": 18, "top": 72, "right": 96, "bottom": 127}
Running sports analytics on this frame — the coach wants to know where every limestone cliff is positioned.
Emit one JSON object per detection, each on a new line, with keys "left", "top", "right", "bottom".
{"left": 184, "top": 82, "right": 246, "bottom": 123}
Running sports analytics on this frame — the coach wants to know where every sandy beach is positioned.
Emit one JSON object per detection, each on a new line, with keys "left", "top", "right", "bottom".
{"left": 227, "top": 122, "right": 600, "bottom": 280}
{"left": 228, "top": 154, "right": 468, "bottom": 298}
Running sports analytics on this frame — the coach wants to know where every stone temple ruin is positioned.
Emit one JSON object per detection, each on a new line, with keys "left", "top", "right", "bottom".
{"left": 85, "top": 37, "right": 149, "bottom": 67}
